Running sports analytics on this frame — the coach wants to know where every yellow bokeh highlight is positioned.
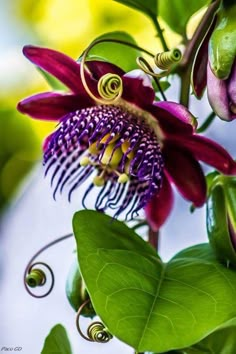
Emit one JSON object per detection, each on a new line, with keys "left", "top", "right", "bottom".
{"left": 15, "top": 0, "right": 181, "bottom": 56}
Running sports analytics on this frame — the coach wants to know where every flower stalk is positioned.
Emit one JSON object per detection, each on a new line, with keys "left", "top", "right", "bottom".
{"left": 152, "top": 16, "right": 169, "bottom": 51}
{"left": 148, "top": 227, "right": 160, "bottom": 251}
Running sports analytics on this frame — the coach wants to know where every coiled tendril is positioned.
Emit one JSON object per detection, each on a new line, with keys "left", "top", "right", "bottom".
{"left": 136, "top": 57, "right": 167, "bottom": 101}
{"left": 24, "top": 262, "right": 54, "bottom": 298}
{"left": 24, "top": 233, "right": 73, "bottom": 298}
{"left": 97, "top": 73, "right": 123, "bottom": 102}
{"left": 154, "top": 48, "right": 182, "bottom": 70}
{"left": 137, "top": 48, "right": 182, "bottom": 79}
{"left": 87, "top": 322, "right": 113, "bottom": 343}
{"left": 80, "top": 39, "right": 181, "bottom": 104}
{"left": 76, "top": 299, "right": 113, "bottom": 343}
{"left": 80, "top": 38, "right": 154, "bottom": 105}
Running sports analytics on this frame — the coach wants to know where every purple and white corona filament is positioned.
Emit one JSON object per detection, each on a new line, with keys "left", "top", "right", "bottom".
{"left": 44, "top": 104, "right": 164, "bottom": 219}
{"left": 17, "top": 45, "right": 236, "bottom": 229}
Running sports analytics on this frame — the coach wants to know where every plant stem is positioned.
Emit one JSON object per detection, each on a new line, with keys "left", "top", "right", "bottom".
{"left": 179, "top": 65, "right": 191, "bottom": 107}
{"left": 148, "top": 227, "right": 159, "bottom": 251}
{"left": 179, "top": 0, "right": 221, "bottom": 106}
{"left": 152, "top": 16, "right": 169, "bottom": 51}
{"left": 197, "top": 111, "right": 216, "bottom": 133}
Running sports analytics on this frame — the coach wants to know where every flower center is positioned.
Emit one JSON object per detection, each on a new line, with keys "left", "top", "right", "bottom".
{"left": 80, "top": 133, "right": 133, "bottom": 186}
{"left": 44, "top": 104, "right": 164, "bottom": 219}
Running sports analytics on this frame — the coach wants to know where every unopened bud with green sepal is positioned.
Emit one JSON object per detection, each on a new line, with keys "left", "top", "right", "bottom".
{"left": 65, "top": 258, "right": 96, "bottom": 318}
{"left": 209, "top": 3, "right": 236, "bottom": 80}
{"left": 207, "top": 175, "right": 236, "bottom": 267}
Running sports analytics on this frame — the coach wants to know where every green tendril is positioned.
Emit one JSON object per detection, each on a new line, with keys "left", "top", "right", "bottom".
{"left": 80, "top": 38, "right": 155, "bottom": 105}
{"left": 87, "top": 322, "right": 113, "bottom": 343}
{"left": 136, "top": 57, "right": 167, "bottom": 100}
{"left": 154, "top": 48, "right": 182, "bottom": 70}
{"left": 98, "top": 73, "right": 123, "bottom": 102}
{"left": 26, "top": 269, "right": 46, "bottom": 288}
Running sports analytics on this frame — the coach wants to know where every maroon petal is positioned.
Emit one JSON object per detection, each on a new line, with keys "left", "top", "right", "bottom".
{"left": 122, "top": 70, "right": 155, "bottom": 107}
{"left": 23, "top": 45, "right": 93, "bottom": 94}
{"left": 191, "top": 17, "right": 216, "bottom": 98}
{"left": 156, "top": 101, "right": 197, "bottom": 129}
{"left": 191, "top": 35, "right": 208, "bottom": 98}
{"left": 171, "top": 134, "right": 236, "bottom": 175}
{"left": 86, "top": 60, "right": 124, "bottom": 79}
{"left": 145, "top": 173, "right": 174, "bottom": 231}
{"left": 163, "top": 144, "right": 206, "bottom": 206}
{"left": 207, "top": 62, "right": 234, "bottom": 121}
{"left": 17, "top": 92, "right": 93, "bottom": 120}
{"left": 148, "top": 103, "right": 194, "bottom": 138}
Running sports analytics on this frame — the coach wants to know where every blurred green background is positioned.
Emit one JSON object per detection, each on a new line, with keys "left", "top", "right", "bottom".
{"left": 0, "top": 0, "right": 181, "bottom": 214}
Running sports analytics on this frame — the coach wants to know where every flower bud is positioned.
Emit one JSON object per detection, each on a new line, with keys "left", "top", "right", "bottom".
{"left": 207, "top": 175, "right": 236, "bottom": 267}
{"left": 65, "top": 259, "right": 96, "bottom": 317}
{"left": 209, "top": 4, "right": 236, "bottom": 80}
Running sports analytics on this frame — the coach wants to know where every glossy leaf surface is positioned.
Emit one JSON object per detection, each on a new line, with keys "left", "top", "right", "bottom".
{"left": 158, "top": 0, "right": 210, "bottom": 36}
{"left": 74, "top": 211, "right": 236, "bottom": 352}
{"left": 41, "top": 324, "right": 72, "bottom": 354}
{"left": 83, "top": 31, "right": 141, "bottom": 72}
{"left": 114, "top": 0, "right": 157, "bottom": 19}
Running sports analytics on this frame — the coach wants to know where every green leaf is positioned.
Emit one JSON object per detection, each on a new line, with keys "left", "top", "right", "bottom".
{"left": 73, "top": 210, "right": 157, "bottom": 258}
{"left": 41, "top": 324, "right": 72, "bottom": 354}
{"left": 113, "top": 0, "right": 157, "bottom": 19}
{"left": 74, "top": 211, "right": 236, "bottom": 353}
{"left": 158, "top": 0, "right": 210, "bottom": 36}
{"left": 206, "top": 183, "right": 236, "bottom": 266}
{"left": 37, "top": 68, "right": 67, "bottom": 90}
{"left": 180, "top": 318, "right": 236, "bottom": 353}
{"left": 84, "top": 31, "right": 141, "bottom": 72}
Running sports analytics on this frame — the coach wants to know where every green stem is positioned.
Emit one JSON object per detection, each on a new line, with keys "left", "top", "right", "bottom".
{"left": 197, "top": 111, "right": 216, "bottom": 133}
{"left": 179, "top": 0, "right": 221, "bottom": 106}
{"left": 180, "top": 65, "right": 191, "bottom": 107}
{"left": 152, "top": 16, "right": 169, "bottom": 51}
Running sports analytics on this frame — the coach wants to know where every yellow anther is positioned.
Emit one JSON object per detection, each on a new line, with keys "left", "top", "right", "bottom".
{"left": 89, "top": 142, "right": 101, "bottom": 155}
{"left": 93, "top": 176, "right": 105, "bottom": 187}
{"left": 100, "top": 134, "right": 119, "bottom": 144}
{"left": 118, "top": 173, "right": 129, "bottom": 184}
{"left": 101, "top": 144, "right": 123, "bottom": 168}
{"left": 80, "top": 156, "right": 91, "bottom": 166}
{"left": 124, "top": 160, "right": 131, "bottom": 174}
{"left": 121, "top": 141, "right": 134, "bottom": 159}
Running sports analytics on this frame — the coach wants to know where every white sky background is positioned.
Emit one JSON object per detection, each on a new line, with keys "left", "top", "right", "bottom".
{"left": 1, "top": 1, "right": 236, "bottom": 353}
